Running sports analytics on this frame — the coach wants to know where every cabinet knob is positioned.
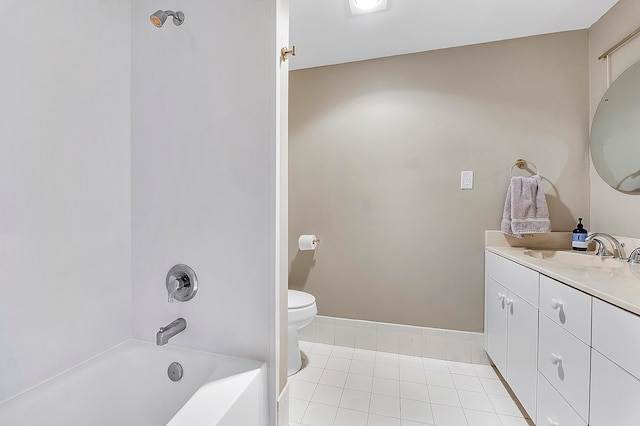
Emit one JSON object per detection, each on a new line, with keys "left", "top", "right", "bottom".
{"left": 550, "top": 353, "right": 563, "bottom": 365}
{"left": 546, "top": 418, "right": 559, "bottom": 426}
{"left": 550, "top": 298, "right": 563, "bottom": 310}
{"left": 497, "top": 292, "right": 506, "bottom": 301}
{"left": 505, "top": 297, "right": 514, "bottom": 306}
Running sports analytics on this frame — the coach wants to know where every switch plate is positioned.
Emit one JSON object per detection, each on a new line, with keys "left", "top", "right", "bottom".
{"left": 461, "top": 170, "right": 474, "bottom": 189}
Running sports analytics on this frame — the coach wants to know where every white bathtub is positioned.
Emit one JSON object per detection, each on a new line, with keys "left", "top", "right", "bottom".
{"left": 0, "top": 340, "right": 267, "bottom": 426}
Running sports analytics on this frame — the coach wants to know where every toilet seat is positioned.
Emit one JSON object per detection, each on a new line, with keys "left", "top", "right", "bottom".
{"left": 289, "top": 290, "right": 315, "bottom": 309}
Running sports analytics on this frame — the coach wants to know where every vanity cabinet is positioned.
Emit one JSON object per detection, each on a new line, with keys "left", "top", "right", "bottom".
{"left": 485, "top": 251, "right": 539, "bottom": 422}
{"left": 590, "top": 298, "right": 640, "bottom": 425}
{"left": 486, "top": 249, "right": 640, "bottom": 426}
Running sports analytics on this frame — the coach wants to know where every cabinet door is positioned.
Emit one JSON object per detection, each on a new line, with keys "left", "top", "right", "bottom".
{"left": 485, "top": 276, "right": 508, "bottom": 375}
{"left": 506, "top": 291, "right": 538, "bottom": 423}
{"left": 590, "top": 349, "right": 640, "bottom": 426}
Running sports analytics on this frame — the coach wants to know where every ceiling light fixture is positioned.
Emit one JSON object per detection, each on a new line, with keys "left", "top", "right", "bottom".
{"left": 349, "top": 0, "right": 388, "bottom": 15}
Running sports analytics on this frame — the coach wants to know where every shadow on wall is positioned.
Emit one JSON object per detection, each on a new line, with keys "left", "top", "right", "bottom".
{"left": 289, "top": 250, "right": 316, "bottom": 290}
{"left": 540, "top": 176, "right": 575, "bottom": 230}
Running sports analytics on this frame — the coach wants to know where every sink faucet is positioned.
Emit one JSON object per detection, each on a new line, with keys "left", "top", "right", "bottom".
{"left": 585, "top": 233, "right": 627, "bottom": 260}
{"left": 157, "top": 318, "right": 187, "bottom": 346}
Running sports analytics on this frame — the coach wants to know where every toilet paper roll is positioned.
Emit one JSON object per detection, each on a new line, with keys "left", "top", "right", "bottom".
{"left": 298, "top": 235, "right": 318, "bottom": 251}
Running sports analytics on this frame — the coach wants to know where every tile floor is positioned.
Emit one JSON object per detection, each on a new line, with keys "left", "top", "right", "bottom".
{"left": 289, "top": 341, "right": 532, "bottom": 426}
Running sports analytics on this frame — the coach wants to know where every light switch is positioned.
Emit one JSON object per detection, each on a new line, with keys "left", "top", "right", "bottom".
{"left": 461, "top": 171, "right": 474, "bottom": 189}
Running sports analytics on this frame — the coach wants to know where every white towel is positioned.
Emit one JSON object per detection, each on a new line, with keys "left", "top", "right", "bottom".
{"left": 501, "top": 175, "right": 550, "bottom": 238}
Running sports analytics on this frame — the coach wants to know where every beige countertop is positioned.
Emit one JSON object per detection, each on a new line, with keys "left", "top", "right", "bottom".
{"left": 485, "top": 231, "right": 640, "bottom": 315}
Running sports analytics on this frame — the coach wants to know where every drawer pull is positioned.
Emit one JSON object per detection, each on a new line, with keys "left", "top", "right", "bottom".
{"left": 546, "top": 418, "right": 559, "bottom": 426}
{"left": 550, "top": 298, "right": 563, "bottom": 310}
{"left": 550, "top": 353, "right": 563, "bottom": 365}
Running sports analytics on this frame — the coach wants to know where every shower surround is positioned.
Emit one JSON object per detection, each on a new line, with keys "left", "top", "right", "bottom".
{"left": 0, "top": 0, "right": 283, "bottom": 423}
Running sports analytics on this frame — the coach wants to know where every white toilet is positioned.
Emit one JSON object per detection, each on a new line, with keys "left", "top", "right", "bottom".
{"left": 288, "top": 289, "right": 317, "bottom": 376}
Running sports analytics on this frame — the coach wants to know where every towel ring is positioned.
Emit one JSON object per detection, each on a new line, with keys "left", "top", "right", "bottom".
{"left": 510, "top": 159, "right": 539, "bottom": 176}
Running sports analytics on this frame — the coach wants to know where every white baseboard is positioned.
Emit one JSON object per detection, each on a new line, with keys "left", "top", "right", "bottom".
{"left": 299, "top": 315, "right": 490, "bottom": 365}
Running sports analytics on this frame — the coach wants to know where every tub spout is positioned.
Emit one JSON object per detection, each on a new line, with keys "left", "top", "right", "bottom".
{"left": 156, "top": 318, "right": 187, "bottom": 346}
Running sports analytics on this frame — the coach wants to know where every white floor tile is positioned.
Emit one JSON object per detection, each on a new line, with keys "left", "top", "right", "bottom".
{"left": 399, "top": 382, "right": 430, "bottom": 402}
{"left": 350, "top": 359, "right": 376, "bottom": 376}
{"left": 310, "top": 384, "right": 343, "bottom": 406}
{"left": 431, "top": 404, "right": 469, "bottom": 426}
{"left": 398, "top": 355, "right": 424, "bottom": 369}
{"left": 326, "top": 356, "right": 352, "bottom": 372}
{"left": 295, "top": 366, "right": 324, "bottom": 383}
{"left": 452, "top": 374, "right": 485, "bottom": 392}
{"left": 319, "top": 369, "right": 348, "bottom": 388}
{"left": 290, "top": 379, "right": 317, "bottom": 401}
{"left": 370, "top": 393, "right": 401, "bottom": 418}
{"left": 372, "top": 377, "right": 400, "bottom": 397}
{"left": 487, "top": 394, "right": 522, "bottom": 417}
{"left": 400, "top": 399, "right": 434, "bottom": 424}
{"left": 472, "top": 364, "right": 498, "bottom": 379}
{"left": 301, "top": 402, "right": 338, "bottom": 426}
{"left": 332, "top": 346, "right": 355, "bottom": 359}
{"left": 425, "top": 370, "right": 455, "bottom": 388}
{"left": 428, "top": 386, "right": 461, "bottom": 408}
{"left": 306, "top": 353, "right": 329, "bottom": 369}
{"left": 290, "top": 398, "right": 309, "bottom": 424}
{"left": 345, "top": 373, "right": 374, "bottom": 392}
{"left": 375, "top": 363, "right": 400, "bottom": 380}
{"left": 422, "top": 358, "right": 450, "bottom": 373}
{"left": 448, "top": 361, "right": 478, "bottom": 376}
{"left": 399, "top": 366, "right": 427, "bottom": 384}
{"left": 368, "top": 414, "right": 401, "bottom": 426}
{"left": 309, "top": 343, "right": 334, "bottom": 356}
{"left": 334, "top": 407, "right": 369, "bottom": 426}
{"left": 463, "top": 409, "right": 502, "bottom": 426}
{"left": 497, "top": 414, "right": 530, "bottom": 425}
{"left": 290, "top": 343, "right": 517, "bottom": 426}
{"left": 353, "top": 348, "right": 377, "bottom": 362}
{"left": 457, "top": 390, "right": 495, "bottom": 412}
{"left": 340, "top": 388, "right": 371, "bottom": 412}
{"left": 479, "top": 378, "right": 510, "bottom": 397}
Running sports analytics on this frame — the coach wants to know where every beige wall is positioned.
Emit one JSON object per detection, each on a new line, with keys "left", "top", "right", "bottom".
{"left": 289, "top": 31, "right": 590, "bottom": 332}
{"left": 589, "top": 0, "right": 640, "bottom": 238}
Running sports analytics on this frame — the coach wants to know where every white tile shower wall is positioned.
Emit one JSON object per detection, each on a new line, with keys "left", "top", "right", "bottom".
{"left": 299, "top": 316, "right": 490, "bottom": 365}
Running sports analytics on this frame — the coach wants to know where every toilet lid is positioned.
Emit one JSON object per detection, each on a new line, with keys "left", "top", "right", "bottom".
{"left": 288, "top": 290, "right": 316, "bottom": 309}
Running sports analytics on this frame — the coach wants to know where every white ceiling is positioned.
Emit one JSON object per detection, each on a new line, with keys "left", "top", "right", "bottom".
{"left": 289, "top": 0, "right": 619, "bottom": 70}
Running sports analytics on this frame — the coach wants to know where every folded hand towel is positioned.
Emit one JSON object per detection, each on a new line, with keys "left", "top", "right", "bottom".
{"left": 501, "top": 175, "right": 550, "bottom": 238}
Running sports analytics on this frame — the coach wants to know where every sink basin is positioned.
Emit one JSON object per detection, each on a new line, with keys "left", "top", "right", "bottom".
{"left": 523, "top": 250, "right": 625, "bottom": 269}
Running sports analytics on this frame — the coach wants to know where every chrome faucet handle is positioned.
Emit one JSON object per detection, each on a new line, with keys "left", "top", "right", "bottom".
{"left": 167, "top": 278, "right": 183, "bottom": 303}
{"left": 629, "top": 247, "right": 640, "bottom": 264}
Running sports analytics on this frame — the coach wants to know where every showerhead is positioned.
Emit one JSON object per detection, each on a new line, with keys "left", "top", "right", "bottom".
{"left": 150, "top": 10, "right": 185, "bottom": 27}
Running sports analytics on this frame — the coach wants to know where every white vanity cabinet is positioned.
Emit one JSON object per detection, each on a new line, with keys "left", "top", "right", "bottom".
{"left": 485, "top": 251, "right": 539, "bottom": 422}
{"left": 486, "top": 248, "right": 640, "bottom": 426}
{"left": 590, "top": 298, "right": 640, "bottom": 425}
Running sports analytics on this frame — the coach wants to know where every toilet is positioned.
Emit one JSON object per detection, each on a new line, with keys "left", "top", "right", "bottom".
{"left": 288, "top": 289, "right": 317, "bottom": 376}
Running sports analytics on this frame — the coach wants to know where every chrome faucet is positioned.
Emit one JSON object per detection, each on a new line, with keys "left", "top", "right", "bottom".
{"left": 156, "top": 318, "right": 187, "bottom": 346}
{"left": 585, "top": 233, "right": 627, "bottom": 260}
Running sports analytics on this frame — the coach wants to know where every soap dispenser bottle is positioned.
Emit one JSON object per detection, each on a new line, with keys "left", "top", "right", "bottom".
{"left": 572, "top": 218, "right": 588, "bottom": 251}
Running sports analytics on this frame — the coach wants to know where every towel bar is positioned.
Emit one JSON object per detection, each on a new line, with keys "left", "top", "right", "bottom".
{"left": 510, "top": 159, "right": 538, "bottom": 176}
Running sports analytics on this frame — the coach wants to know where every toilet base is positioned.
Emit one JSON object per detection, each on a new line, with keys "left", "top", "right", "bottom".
{"left": 287, "top": 327, "right": 302, "bottom": 376}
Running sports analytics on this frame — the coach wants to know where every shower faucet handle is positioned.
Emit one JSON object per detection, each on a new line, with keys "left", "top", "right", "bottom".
{"left": 165, "top": 264, "right": 198, "bottom": 303}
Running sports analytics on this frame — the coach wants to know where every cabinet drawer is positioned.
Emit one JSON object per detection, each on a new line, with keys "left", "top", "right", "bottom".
{"left": 486, "top": 251, "right": 539, "bottom": 307}
{"left": 590, "top": 349, "right": 640, "bottom": 426}
{"left": 537, "top": 373, "right": 586, "bottom": 426}
{"left": 539, "top": 275, "right": 592, "bottom": 344}
{"left": 592, "top": 298, "right": 640, "bottom": 379}
{"left": 538, "top": 315, "right": 590, "bottom": 422}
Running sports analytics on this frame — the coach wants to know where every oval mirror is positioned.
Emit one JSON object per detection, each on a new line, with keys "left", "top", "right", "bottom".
{"left": 591, "top": 60, "right": 640, "bottom": 192}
